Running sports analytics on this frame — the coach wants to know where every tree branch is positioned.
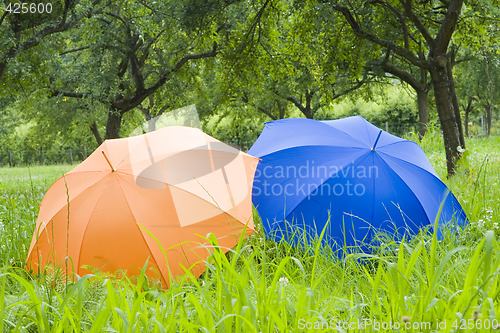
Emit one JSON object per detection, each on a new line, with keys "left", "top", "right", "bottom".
{"left": 60, "top": 46, "right": 91, "bottom": 55}
{"left": 402, "top": 0, "right": 434, "bottom": 46}
{"left": 370, "top": 0, "right": 410, "bottom": 49}
{"left": 332, "top": 4, "right": 426, "bottom": 68}
{"left": 434, "top": 0, "right": 464, "bottom": 54}
{"left": 17, "top": 0, "right": 100, "bottom": 52}
{"left": 0, "top": 0, "right": 102, "bottom": 81}
{"left": 171, "top": 41, "right": 218, "bottom": 73}
{"left": 105, "top": 11, "right": 131, "bottom": 36}
{"left": 0, "top": 10, "right": 7, "bottom": 27}
{"left": 130, "top": 53, "right": 145, "bottom": 92}
{"left": 113, "top": 42, "right": 218, "bottom": 111}
{"left": 381, "top": 61, "right": 420, "bottom": 90}
{"left": 332, "top": 79, "right": 368, "bottom": 100}
{"left": 241, "top": 95, "right": 277, "bottom": 120}
{"left": 90, "top": 121, "right": 103, "bottom": 145}
{"left": 138, "top": 29, "right": 165, "bottom": 67}
{"left": 286, "top": 94, "right": 314, "bottom": 119}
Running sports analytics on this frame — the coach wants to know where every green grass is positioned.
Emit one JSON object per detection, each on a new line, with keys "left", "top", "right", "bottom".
{"left": 0, "top": 134, "right": 499, "bottom": 332}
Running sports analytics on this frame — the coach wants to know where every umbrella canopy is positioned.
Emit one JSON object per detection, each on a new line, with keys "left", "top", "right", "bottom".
{"left": 27, "top": 126, "right": 258, "bottom": 287}
{"left": 248, "top": 116, "right": 467, "bottom": 251}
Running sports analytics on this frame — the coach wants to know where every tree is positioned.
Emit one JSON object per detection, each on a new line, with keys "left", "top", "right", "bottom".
{"left": 453, "top": 6, "right": 500, "bottom": 137}
{"left": 455, "top": 48, "right": 500, "bottom": 136}
{"left": 321, "top": 0, "right": 468, "bottom": 176}
{"left": 366, "top": 47, "right": 431, "bottom": 138}
{"left": 217, "top": 0, "right": 371, "bottom": 121}
{"left": 0, "top": 0, "right": 100, "bottom": 88}
{"left": 51, "top": 0, "right": 231, "bottom": 142}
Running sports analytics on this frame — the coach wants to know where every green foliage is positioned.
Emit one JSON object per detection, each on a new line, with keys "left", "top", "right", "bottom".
{"left": 203, "top": 104, "right": 268, "bottom": 151}
{"left": 217, "top": 0, "right": 371, "bottom": 120}
{"left": 0, "top": 98, "right": 98, "bottom": 166}
{"left": 317, "top": 84, "right": 419, "bottom": 135}
{"left": 454, "top": 47, "right": 500, "bottom": 132}
{"left": 0, "top": 0, "right": 97, "bottom": 95}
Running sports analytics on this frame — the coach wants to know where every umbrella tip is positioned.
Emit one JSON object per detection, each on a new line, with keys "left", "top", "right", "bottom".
{"left": 101, "top": 150, "right": 116, "bottom": 172}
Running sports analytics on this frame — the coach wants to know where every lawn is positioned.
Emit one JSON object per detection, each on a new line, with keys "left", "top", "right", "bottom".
{"left": 0, "top": 131, "right": 499, "bottom": 332}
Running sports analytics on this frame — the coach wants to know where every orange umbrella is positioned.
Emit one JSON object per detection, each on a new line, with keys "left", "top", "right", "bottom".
{"left": 26, "top": 126, "right": 259, "bottom": 287}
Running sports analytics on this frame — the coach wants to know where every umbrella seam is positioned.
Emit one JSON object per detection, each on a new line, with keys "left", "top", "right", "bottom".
{"left": 116, "top": 171, "right": 245, "bottom": 221}
{"left": 115, "top": 173, "right": 253, "bottom": 285}
{"left": 369, "top": 152, "right": 377, "bottom": 233}
{"left": 255, "top": 145, "right": 366, "bottom": 160}
{"left": 116, "top": 172, "right": 255, "bottom": 251}
{"left": 374, "top": 153, "right": 434, "bottom": 227}
{"left": 113, "top": 174, "right": 167, "bottom": 287}
{"left": 115, "top": 131, "right": 258, "bottom": 170}
{"left": 377, "top": 152, "right": 467, "bottom": 225}
{"left": 75, "top": 175, "right": 111, "bottom": 275}
{"left": 318, "top": 118, "right": 369, "bottom": 147}
{"left": 375, "top": 139, "right": 424, "bottom": 150}
{"left": 27, "top": 172, "right": 109, "bottom": 258}
{"left": 282, "top": 150, "right": 373, "bottom": 220}
{"left": 377, "top": 151, "right": 441, "bottom": 182}
{"left": 266, "top": 118, "right": 368, "bottom": 147}
{"left": 250, "top": 120, "right": 368, "bottom": 156}
{"left": 322, "top": 116, "right": 377, "bottom": 147}
{"left": 325, "top": 117, "right": 408, "bottom": 149}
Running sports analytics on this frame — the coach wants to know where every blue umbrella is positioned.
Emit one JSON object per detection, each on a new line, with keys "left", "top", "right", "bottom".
{"left": 248, "top": 116, "right": 467, "bottom": 251}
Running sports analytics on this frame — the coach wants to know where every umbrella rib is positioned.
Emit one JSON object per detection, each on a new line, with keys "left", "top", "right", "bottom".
{"left": 75, "top": 177, "right": 111, "bottom": 275}
{"left": 66, "top": 170, "right": 110, "bottom": 175}
{"left": 318, "top": 120, "right": 368, "bottom": 147}
{"left": 255, "top": 144, "right": 366, "bottom": 160}
{"left": 377, "top": 151, "right": 441, "bottom": 182}
{"left": 362, "top": 118, "right": 375, "bottom": 147}
{"left": 35, "top": 172, "right": 107, "bottom": 213}
{"left": 117, "top": 171, "right": 241, "bottom": 218}
{"left": 369, "top": 153, "right": 377, "bottom": 232}
{"left": 282, "top": 151, "right": 372, "bottom": 219}
{"left": 374, "top": 139, "right": 420, "bottom": 150}
{"left": 378, "top": 151, "right": 467, "bottom": 225}
{"left": 374, "top": 154, "right": 434, "bottom": 227}
{"left": 114, "top": 173, "right": 251, "bottom": 285}
{"left": 321, "top": 117, "right": 374, "bottom": 147}
{"left": 117, "top": 171, "right": 252, "bottom": 229}
{"left": 303, "top": 118, "right": 368, "bottom": 147}
{"left": 27, "top": 172, "right": 109, "bottom": 256}
{"left": 269, "top": 148, "right": 369, "bottom": 188}
{"left": 113, "top": 175, "right": 167, "bottom": 287}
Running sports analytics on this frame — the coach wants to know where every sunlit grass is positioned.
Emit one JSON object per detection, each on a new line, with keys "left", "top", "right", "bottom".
{"left": 0, "top": 136, "right": 499, "bottom": 332}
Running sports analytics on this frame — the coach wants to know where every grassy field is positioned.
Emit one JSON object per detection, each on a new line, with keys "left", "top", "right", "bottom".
{"left": 0, "top": 131, "right": 499, "bottom": 332}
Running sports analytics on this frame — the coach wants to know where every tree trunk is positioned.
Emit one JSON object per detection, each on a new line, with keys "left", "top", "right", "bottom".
{"left": 464, "top": 105, "right": 469, "bottom": 138}
{"left": 464, "top": 97, "right": 475, "bottom": 138}
{"left": 487, "top": 107, "right": 493, "bottom": 135}
{"left": 416, "top": 89, "right": 429, "bottom": 138}
{"left": 464, "top": 110, "right": 469, "bottom": 138}
{"left": 277, "top": 99, "right": 285, "bottom": 119}
{"left": 447, "top": 61, "right": 466, "bottom": 147}
{"left": 90, "top": 122, "right": 103, "bottom": 145}
{"left": 429, "top": 61, "right": 462, "bottom": 176}
{"left": 484, "top": 50, "right": 494, "bottom": 136}
{"left": 0, "top": 62, "right": 7, "bottom": 82}
{"left": 105, "top": 109, "right": 123, "bottom": 139}
{"left": 303, "top": 109, "right": 314, "bottom": 119}
{"left": 484, "top": 105, "right": 492, "bottom": 135}
{"left": 148, "top": 118, "right": 157, "bottom": 132}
